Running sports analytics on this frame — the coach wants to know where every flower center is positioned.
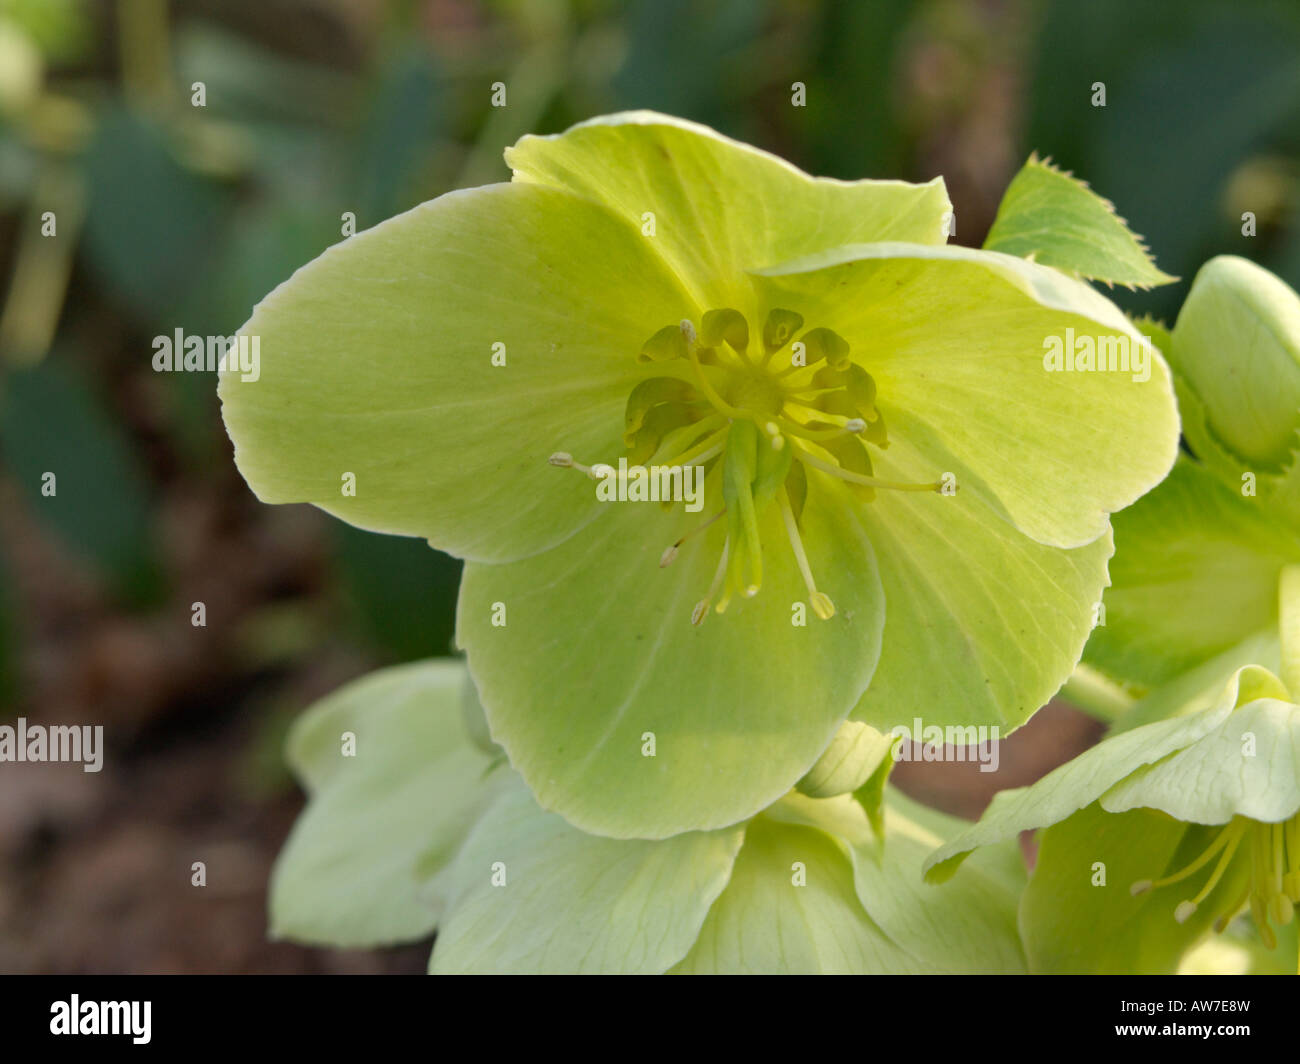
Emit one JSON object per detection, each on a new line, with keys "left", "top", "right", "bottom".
{"left": 722, "top": 370, "right": 785, "bottom": 419}
{"left": 1130, "top": 813, "right": 1300, "bottom": 947}
{"left": 550, "top": 306, "right": 945, "bottom": 625}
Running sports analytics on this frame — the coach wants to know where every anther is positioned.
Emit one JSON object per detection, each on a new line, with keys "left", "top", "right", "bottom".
{"left": 1133, "top": 819, "right": 1248, "bottom": 933}
{"left": 779, "top": 487, "right": 835, "bottom": 621}
{"left": 548, "top": 452, "right": 609, "bottom": 479}
{"left": 761, "top": 308, "right": 804, "bottom": 359}
{"left": 661, "top": 509, "right": 726, "bottom": 568}
{"left": 692, "top": 540, "right": 730, "bottom": 626}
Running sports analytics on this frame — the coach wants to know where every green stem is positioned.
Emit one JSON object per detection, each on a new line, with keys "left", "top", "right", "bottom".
{"left": 1059, "top": 663, "right": 1137, "bottom": 724}
{"left": 0, "top": 164, "right": 84, "bottom": 367}
{"left": 1278, "top": 566, "right": 1300, "bottom": 698}
{"left": 118, "top": 0, "right": 173, "bottom": 108}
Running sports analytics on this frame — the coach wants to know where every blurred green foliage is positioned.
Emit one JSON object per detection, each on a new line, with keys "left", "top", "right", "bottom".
{"left": 0, "top": 355, "right": 158, "bottom": 600}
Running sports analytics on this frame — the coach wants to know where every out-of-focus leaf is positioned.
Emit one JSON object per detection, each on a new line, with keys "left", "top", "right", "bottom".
{"left": 352, "top": 43, "right": 441, "bottom": 224}
{"left": 0, "top": 357, "right": 157, "bottom": 599}
{"left": 172, "top": 22, "right": 356, "bottom": 125}
{"left": 801, "top": 0, "right": 914, "bottom": 178}
{"left": 82, "top": 105, "right": 233, "bottom": 327}
{"left": 613, "top": 0, "right": 768, "bottom": 126}
{"left": 332, "top": 524, "right": 461, "bottom": 662}
{"left": 1028, "top": 1, "right": 1300, "bottom": 316}
{"left": 0, "top": 546, "right": 14, "bottom": 706}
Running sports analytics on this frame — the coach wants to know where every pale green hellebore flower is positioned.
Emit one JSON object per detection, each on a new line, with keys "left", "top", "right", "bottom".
{"left": 219, "top": 112, "right": 1178, "bottom": 840}
{"left": 270, "top": 660, "right": 1027, "bottom": 974}
{"left": 926, "top": 636, "right": 1300, "bottom": 973}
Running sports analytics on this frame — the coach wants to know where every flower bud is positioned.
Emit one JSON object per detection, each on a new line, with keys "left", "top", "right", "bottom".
{"left": 1173, "top": 255, "right": 1300, "bottom": 469}
{"left": 795, "top": 720, "right": 893, "bottom": 799}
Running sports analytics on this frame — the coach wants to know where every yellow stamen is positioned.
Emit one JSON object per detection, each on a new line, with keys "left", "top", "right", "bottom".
{"left": 661, "top": 509, "right": 726, "bottom": 568}
{"left": 1174, "top": 823, "right": 1246, "bottom": 922}
{"left": 692, "top": 539, "right": 730, "bottom": 624}
{"left": 663, "top": 426, "right": 729, "bottom": 468}
{"left": 681, "top": 319, "right": 753, "bottom": 422}
{"left": 779, "top": 486, "right": 834, "bottom": 620}
{"left": 757, "top": 422, "right": 786, "bottom": 453}
{"left": 1132, "top": 819, "right": 1245, "bottom": 896}
{"left": 776, "top": 415, "right": 866, "bottom": 442}
{"left": 794, "top": 445, "right": 944, "bottom": 493}
{"left": 1213, "top": 882, "right": 1252, "bottom": 933}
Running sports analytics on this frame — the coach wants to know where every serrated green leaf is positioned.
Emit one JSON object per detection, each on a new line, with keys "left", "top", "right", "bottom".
{"left": 984, "top": 155, "right": 1176, "bottom": 289}
{"left": 1129, "top": 313, "right": 1172, "bottom": 356}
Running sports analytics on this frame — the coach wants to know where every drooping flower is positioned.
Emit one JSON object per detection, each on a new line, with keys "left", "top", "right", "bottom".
{"left": 925, "top": 647, "right": 1300, "bottom": 973}
{"left": 220, "top": 112, "right": 1179, "bottom": 838}
{"left": 271, "top": 660, "right": 1027, "bottom": 974}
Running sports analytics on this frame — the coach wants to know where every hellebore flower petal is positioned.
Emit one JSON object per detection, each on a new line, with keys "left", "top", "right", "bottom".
{"left": 669, "top": 814, "right": 934, "bottom": 974}
{"left": 220, "top": 180, "right": 695, "bottom": 564}
{"left": 458, "top": 475, "right": 884, "bottom": 839}
{"left": 1101, "top": 697, "right": 1300, "bottom": 825}
{"left": 428, "top": 778, "right": 744, "bottom": 975}
{"left": 1020, "top": 804, "right": 1251, "bottom": 974}
{"left": 272, "top": 663, "right": 1028, "bottom": 974}
{"left": 750, "top": 241, "right": 1180, "bottom": 550}
{"left": 922, "top": 666, "right": 1250, "bottom": 884}
{"left": 847, "top": 406, "right": 1114, "bottom": 733}
{"left": 506, "top": 110, "right": 954, "bottom": 311}
{"left": 269, "top": 660, "right": 500, "bottom": 947}
{"left": 669, "top": 787, "right": 1025, "bottom": 974}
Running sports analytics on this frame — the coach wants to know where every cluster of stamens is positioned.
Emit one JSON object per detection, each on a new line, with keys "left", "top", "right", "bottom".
{"left": 550, "top": 306, "right": 944, "bottom": 625}
{"left": 1130, "top": 813, "right": 1300, "bottom": 948}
